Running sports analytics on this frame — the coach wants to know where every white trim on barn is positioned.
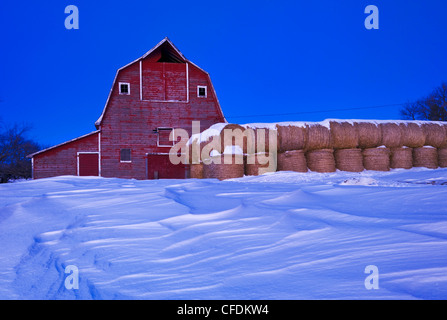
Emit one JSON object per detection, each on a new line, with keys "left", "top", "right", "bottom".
{"left": 157, "top": 127, "right": 175, "bottom": 147}
{"left": 197, "top": 85, "right": 207, "bottom": 98}
{"left": 98, "top": 131, "right": 102, "bottom": 177}
{"left": 119, "top": 82, "right": 130, "bottom": 95}
{"left": 77, "top": 152, "right": 100, "bottom": 176}
{"left": 94, "top": 37, "right": 226, "bottom": 127}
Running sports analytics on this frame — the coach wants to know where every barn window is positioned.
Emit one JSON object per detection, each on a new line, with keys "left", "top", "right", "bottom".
{"left": 197, "top": 86, "right": 207, "bottom": 98}
{"left": 120, "top": 148, "right": 131, "bottom": 162}
{"left": 119, "top": 82, "right": 130, "bottom": 95}
{"left": 157, "top": 128, "right": 174, "bottom": 147}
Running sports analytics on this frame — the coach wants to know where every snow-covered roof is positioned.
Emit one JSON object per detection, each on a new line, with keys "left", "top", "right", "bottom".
{"left": 27, "top": 130, "right": 100, "bottom": 158}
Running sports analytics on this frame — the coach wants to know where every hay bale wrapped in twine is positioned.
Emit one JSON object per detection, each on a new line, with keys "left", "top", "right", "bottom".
{"left": 441, "top": 124, "right": 447, "bottom": 148}
{"left": 399, "top": 123, "right": 425, "bottom": 148}
{"left": 390, "top": 147, "right": 413, "bottom": 169}
{"left": 244, "top": 126, "right": 278, "bottom": 154}
{"left": 413, "top": 147, "right": 438, "bottom": 169}
{"left": 220, "top": 123, "right": 249, "bottom": 154}
{"left": 306, "top": 149, "right": 336, "bottom": 173}
{"left": 438, "top": 148, "right": 447, "bottom": 168}
{"left": 362, "top": 147, "right": 391, "bottom": 171}
{"left": 276, "top": 124, "right": 308, "bottom": 153}
{"left": 306, "top": 124, "right": 332, "bottom": 151}
{"left": 190, "top": 163, "right": 204, "bottom": 179}
{"left": 329, "top": 121, "right": 358, "bottom": 149}
{"left": 277, "top": 150, "right": 308, "bottom": 172}
{"left": 202, "top": 154, "right": 245, "bottom": 180}
{"left": 334, "top": 148, "right": 364, "bottom": 172}
{"left": 354, "top": 122, "right": 382, "bottom": 149}
{"left": 421, "top": 123, "right": 446, "bottom": 148}
{"left": 379, "top": 123, "right": 403, "bottom": 148}
{"left": 245, "top": 152, "right": 277, "bottom": 176}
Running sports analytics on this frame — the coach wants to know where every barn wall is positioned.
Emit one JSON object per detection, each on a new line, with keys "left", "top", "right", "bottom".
{"left": 99, "top": 60, "right": 225, "bottom": 180}
{"left": 33, "top": 132, "right": 99, "bottom": 179}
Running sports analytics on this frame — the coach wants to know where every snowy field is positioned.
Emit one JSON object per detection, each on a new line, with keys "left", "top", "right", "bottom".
{"left": 1, "top": 168, "right": 447, "bottom": 300}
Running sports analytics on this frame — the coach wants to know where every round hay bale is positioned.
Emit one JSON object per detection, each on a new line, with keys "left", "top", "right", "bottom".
{"left": 245, "top": 127, "right": 277, "bottom": 154}
{"left": 438, "top": 148, "right": 447, "bottom": 168}
{"left": 354, "top": 122, "right": 382, "bottom": 149}
{"left": 190, "top": 163, "right": 203, "bottom": 179}
{"left": 306, "top": 149, "right": 336, "bottom": 173}
{"left": 277, "top": 150, "right": 307, "bottom": 172}
{"left": 330, "top": 121, "right": 358, "bottom": 149}
{"left": 276, "top": 125, "right": 308, "bottom": 153}
{"left": 399, "top": 123, "right": 425, "bottom": 148}
{"left": 390, "top": 147, "right": 413, "bottom": 169}
{"left": 362, "top": 148, "right": 391, "bottom": 171}
{"left": 413, "top": 147, "right": 438, "bottom": 169}
{"left": 334, "top": 148, "right": 364, "bottom": 172}
{"left": 245, "top": 153, "right": 277, "bottom": 176}
{"left": 440, "top": 124, "right": 447, "bottom": 148}
{"left": 422, "top": 123, "right": 446, "bottom": 148}
{"left": 380, "top": 123, "right": 402, "bottom": 148}
{"left": 220, "top": 123, "right": 248, "bottom": 154}
{"left": 306, "top": 124, "right": 332, "bottom": 151}
{"left": 202, "top": 155, "right": 245, "bottom": 180}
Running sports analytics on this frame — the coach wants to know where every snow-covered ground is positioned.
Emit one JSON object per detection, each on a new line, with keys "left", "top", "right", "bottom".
{"left": 1, "top": 168, "right": 447, "bottom": 300}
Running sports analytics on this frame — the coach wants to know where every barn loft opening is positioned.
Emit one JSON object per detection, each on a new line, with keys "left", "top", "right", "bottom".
{"left": 156, "top": 43, "right": 185, "bottom": 63}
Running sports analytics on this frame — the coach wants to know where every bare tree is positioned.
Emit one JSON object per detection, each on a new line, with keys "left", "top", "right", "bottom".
{"left": 0, "top": 122, "right": 40, "bottom": 183}
{"left": 400, "top": 83, "right": 447, "bottom": 121}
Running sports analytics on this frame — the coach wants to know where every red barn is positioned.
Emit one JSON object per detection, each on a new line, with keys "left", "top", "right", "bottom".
{"left": 29, "top": 38, "right": 226, "bottom": 180}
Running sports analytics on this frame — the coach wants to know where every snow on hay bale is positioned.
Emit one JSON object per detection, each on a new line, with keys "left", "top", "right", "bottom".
{"left": 277, "top": 150, "right": 308, "bottom": 172}
{"left": 329, "top": 121, "right": 358, "bottom": 149}
{"left": 421, "top": 123, "right": 446, "bottom": 148}
{"left": 306, "top": 149, "right": 336, "bottom": 173}
{"left": 379, "top": 123, "right": 402, "bottom": 148}
{"left": 390, "top": 147, "right": 413, "bottom": 169}
{"left": 220, "top": 123, "right": 249, "bottom": 154}
{"left": 438, "top": 148, "right": 447, "bottom": 168}
{"left": 245, "top": 153, "right": 277, "bottom": 176}
{"left": 362, "top": 147, "right": 391, "bottom": 171}
{"left": 334, "top": 148, "right": 364, "bottom": 172}
{"left": 189, "top": 163, "right": 204, "bottom": 179}
{"left": 399, "top": 123, "right": 425, "bottom": 148}
{"left": 202, "top": 154, "right": 245, "bottom": 180}
{"left": 306, "top": 124, "right": 332, "bottom": 151}
{"left": 276, "top": 124, "right": 307, "bottom": 153}
{"left": 354, "top": 122, "right": 382, "bottom": 149}
{"left": 413, "top": 147, "right": 438, "bottom": 169}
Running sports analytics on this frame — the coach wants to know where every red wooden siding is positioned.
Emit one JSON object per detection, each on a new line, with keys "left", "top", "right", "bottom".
{"left": 142, "top": 62, "right": 187, "bottom": 101}
{"left": 98, "top": 51, "right": 225, "bottom": 180}
{"left": 147, "top": 154, "right": 188, "bottom": 179}
{"left": 33, "top": 132, "right": 99, "bottom": 179}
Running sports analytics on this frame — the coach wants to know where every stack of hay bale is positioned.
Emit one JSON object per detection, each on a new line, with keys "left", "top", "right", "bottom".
{"left": 188, "top": 123, "right": 278, "bottom": 180}
{"left": 188, "top": 120, "right": 447, "bottom": 180}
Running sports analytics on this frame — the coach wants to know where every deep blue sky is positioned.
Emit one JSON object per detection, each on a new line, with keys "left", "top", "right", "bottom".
{"left": 1, "top": 1, "right": 447, "bottom": 147}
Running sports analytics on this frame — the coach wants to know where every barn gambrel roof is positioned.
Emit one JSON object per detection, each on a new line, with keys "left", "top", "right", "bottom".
{"left": 94, "top": 37, "right": 226, "bottom": 128}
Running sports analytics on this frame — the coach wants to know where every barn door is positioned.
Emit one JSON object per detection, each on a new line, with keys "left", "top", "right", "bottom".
{"left": 147, "top": 154, "right": 188, "bottom": 179}
{"left": 78, "top": 153, "right": 99, "bottom": 176}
